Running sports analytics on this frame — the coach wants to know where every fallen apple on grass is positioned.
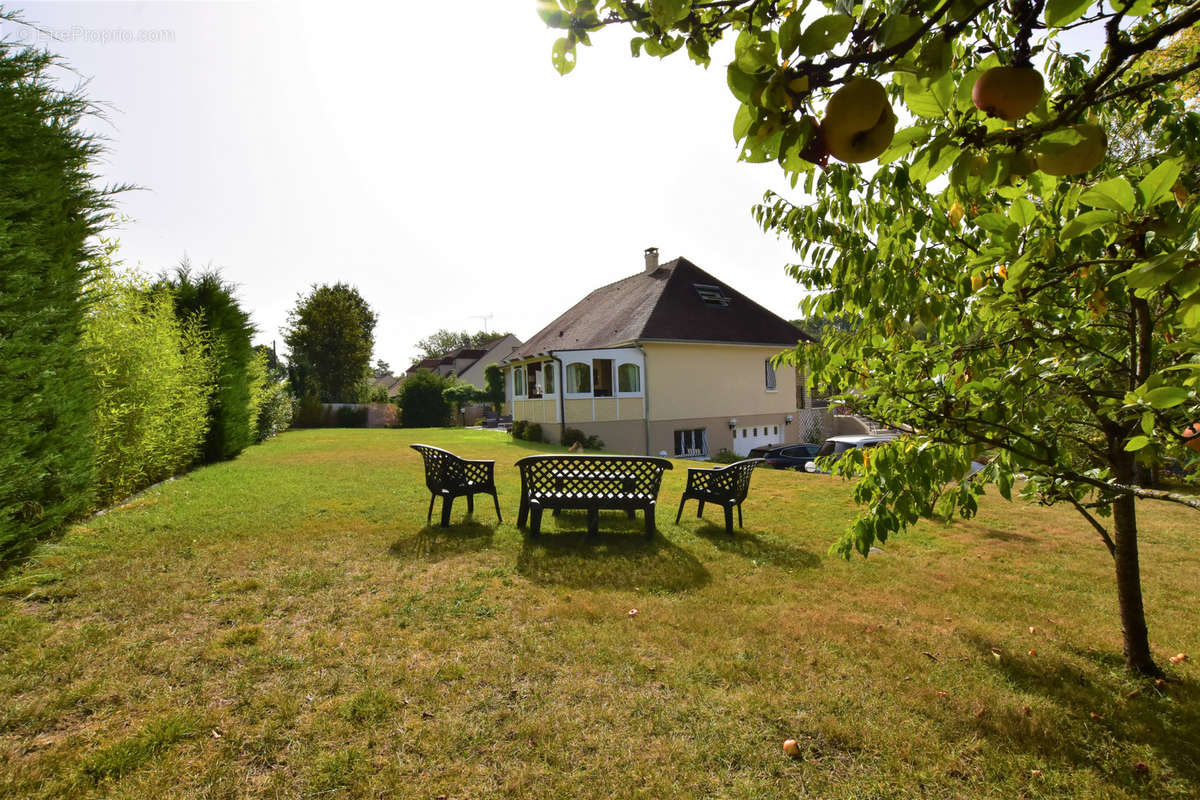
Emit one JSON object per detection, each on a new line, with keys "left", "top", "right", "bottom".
{"left": 782, "top": 738, "right": 801, "bottom": 757}
{"left": 821, "top": 77, "right": 896, "bottom": 164}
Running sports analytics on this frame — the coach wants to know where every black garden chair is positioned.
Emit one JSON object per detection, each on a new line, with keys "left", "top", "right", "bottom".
{"left": 675, "top": 458, "right": 765, "bottom": 535}
{"left": 411, "top": 444, "right": 502, "bottom": 527}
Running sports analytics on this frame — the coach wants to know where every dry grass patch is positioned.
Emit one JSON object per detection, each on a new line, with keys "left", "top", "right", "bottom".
{"left": 0, "top": 428, "right": 1196, "bottom": 798}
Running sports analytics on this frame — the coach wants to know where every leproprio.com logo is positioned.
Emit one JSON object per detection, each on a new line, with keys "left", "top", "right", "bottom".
{"left": 4, "top": 23, "right": 176, "bottom": 45}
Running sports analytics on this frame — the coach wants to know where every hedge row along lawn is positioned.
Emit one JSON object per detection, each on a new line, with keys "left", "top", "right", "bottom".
{"left": 1, "top": 429, "right": 1196, "bottom": 798}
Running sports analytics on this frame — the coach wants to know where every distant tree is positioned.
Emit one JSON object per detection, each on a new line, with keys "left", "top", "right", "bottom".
{"left": 396, "top": 370, "right": 451, "bottom": 428}
{"left": 373, "top": 359, "right": 392, "bottom": 378}
{"left": 483, "top": 364, "right": 506, "bottom": 412}
{"left": 414, "top": 329, "right": 510, "bottom": 360}
{"left": 443, "top": 379, "right": 483, "bottom": 425}
{"left": 154, "top": 260, "right": 256, "bottom": 464}
{"left": 283, "top": 283, "right": 377, "bottom": 402}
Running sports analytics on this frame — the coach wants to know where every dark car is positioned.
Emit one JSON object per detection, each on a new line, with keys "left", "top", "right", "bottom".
{"left": 748, "top": 442, "right": 822, "bottom": 471}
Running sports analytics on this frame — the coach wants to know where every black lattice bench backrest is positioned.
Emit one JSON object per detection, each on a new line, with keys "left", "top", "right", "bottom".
{"left": 516, "top": 454, "right": 673, "bottom": 502}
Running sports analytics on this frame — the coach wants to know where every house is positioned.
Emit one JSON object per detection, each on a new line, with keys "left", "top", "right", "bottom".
{"left": 403, "top": 333, "right": 524, "bottom": 390}
{"left": 503, "top": 248, "right": 813, "bottom": 457}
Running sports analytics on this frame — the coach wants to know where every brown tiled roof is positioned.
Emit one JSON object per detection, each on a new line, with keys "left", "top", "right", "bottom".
{"left": 510, "top": 257, "right": 809, "bottom": 359}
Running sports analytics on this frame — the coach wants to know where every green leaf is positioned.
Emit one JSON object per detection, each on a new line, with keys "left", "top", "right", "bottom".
{"left": 733, "top": 103, "right": 754, "bottom": 143}
{"left": 536, "top": 1, "right": 568, "bottom": 28}
{"left": 779, "top": 12, "right": 805, "bottom": 59}
{"left": 1060, "top": 209, "right": 1117, "bottom": 240}
{"left": 727, "top": 63, "right": 761, "bottom": 105}
{"left": 1145, "top": 386, "right": 1189, "bottom": 409}
{"left": 1141, "top": 412, "right": 1155, "bottom": 436}
{"left": 551, "top": 37, "right": 577, "bottom": 75}
{"left": 1080, "top": 177, "right": 1135, "bottom": 214}
{"left": 1009, "top": 197, "right": 1037, "bottom": 226}
{"left": 648, "top": 0, "right": 692, "bottom": 28}
{"left": 877, "top": 14, "right": 922, "bottom": 48}
{"left": 1138, "top": 159, "right": 1182, "bottom": 208}
{"left": 973, "top": 212, "right": 1009, "bottom": 233}
{"left": 798, "top": 15, "right": 853, "bottom": 57}
{"left": 1124, "top": 435, "right": 1150, "bottom": 452}
{"left": 904, "top": 81, "right": 947, "bottom": 118}
{"left": 1045, "top": 0, "right": 1094, "bottom": 27}
{"left": 735, "top": 30, "right": 777, "bottom": 72}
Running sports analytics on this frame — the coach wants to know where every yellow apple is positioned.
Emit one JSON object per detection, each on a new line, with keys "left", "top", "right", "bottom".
{"left": 972, "top": 66, "right": 1044, "bottom": 121}
{"left": 1037, "top": 123, "right": 1108, "bottom": 176}
{"left": 822, "top": 78, "right": 897, "bottom": 164}
{"left": 783, "top": 738, "right": 801, "bottom": 757}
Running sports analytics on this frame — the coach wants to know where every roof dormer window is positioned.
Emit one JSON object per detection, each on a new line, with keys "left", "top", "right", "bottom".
{"left": 694, "top": 283, "right": 731, "bottom": 307}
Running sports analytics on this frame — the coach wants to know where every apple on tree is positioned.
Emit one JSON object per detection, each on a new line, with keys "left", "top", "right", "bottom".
{"left": 1036, "top": 123, "right": 1108, "bottom": 176}
{"left": 972, "top": 66, "right": 1044, "bottom": 121}
{"left": 820, "top": 78, "right": 896, "bottom": 164}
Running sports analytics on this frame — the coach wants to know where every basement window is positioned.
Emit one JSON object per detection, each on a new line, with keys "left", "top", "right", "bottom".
{"left": 674, "top": 428, "right": 708, "bottom": 457}
{"left": 694, "top": 283, "right": 731, "bottom": 307}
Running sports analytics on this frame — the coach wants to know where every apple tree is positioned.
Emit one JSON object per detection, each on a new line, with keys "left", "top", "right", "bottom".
{"left": 538, "top": 0, "right": 1200, "bottom": 676}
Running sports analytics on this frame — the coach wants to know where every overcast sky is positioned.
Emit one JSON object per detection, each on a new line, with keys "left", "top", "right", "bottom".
{"left": 7, "top": 1, "right": 813, "bottom": 370}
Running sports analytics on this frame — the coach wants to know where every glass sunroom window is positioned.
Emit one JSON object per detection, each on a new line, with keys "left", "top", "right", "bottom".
{"left": 513, "top": 366, "right": 527, "bottom": 396}
{"left": 543, "top": 363, "right": 556, "bottom": 394}
{"left": 566, "top": 362, "right": 591, "bottom": 393}
{"left": 618, "top": 363, "right": 640, "bottom": 393}
{"left": 593, "top": 359, "right": 614, "bottom": 397}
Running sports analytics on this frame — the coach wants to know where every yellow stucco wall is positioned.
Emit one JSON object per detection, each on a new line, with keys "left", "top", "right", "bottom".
{"left": 513, "top": 398, "right": 557, "bottom": 424}
{"left": 643, "top": 342, "right": 796, "bottom": 421}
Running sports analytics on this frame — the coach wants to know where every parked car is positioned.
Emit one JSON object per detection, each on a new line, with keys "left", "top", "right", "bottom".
{"left": 803, "top": 433, "right": 901, "bottom": 473}
{"left": 748, "top": 442, "right": 822, "bottom": 471}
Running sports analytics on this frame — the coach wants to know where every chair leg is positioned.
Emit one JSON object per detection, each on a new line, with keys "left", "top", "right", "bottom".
{"left": 440, "top": 496, "right": 453, "bottom": 528}
{"left": 518, "top": 499, "right": 528, "bottom": 529}
{"left": 737, "top": 504, "right": 743, "bottom": 528}
{"left": 645, "top": 503, "right": 656, "bottom": 538}
{"left": 723, "top": 505, "right": 734, "bottom": 535}
{"left": 492, "top": 491, "right": 502, "bottom": 523}
{"left": 427, "top": 494, "right": 435, "bottom": 524}
{"left": 625, "top": 509, "right": 636, "bottom": 519}
{"left": 675, "top": 498, "right": 686, "bottom": 524}
{"left": 467, "top": 493, "right": 475, "bottom": 514}
{"left": 531, "top": 506, "right": 543, "bottom": 535}
{"left": 587, "top": 509, "right": 599, "bottom": 535}
{"left": 697, "top": 500, "right": 705, "bottom": 519}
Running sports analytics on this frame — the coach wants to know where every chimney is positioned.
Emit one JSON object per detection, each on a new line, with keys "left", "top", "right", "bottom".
{"left": 644, "top": 246, "right": 659, "bottom": 273}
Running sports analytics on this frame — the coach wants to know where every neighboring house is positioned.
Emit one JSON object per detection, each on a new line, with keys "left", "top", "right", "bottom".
{"left": 503, "top": 248, "right": 813, "bottom": 457}
{"left": 370, "top": 374, "right": 404, "bottom": 400}
{"left": 403, "top": 333, "right": 524, "bottom": 390}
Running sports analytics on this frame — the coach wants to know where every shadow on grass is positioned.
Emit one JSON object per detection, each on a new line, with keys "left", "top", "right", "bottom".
{"left": 689, "top": 523, "right": 822, "bottom": 570}
{"left": 975, "top": 527, "right": 1038, "bottom": 543}
{"left": 389, "top": 520, "right": 496, "bottom": 562}
{"left": 516, "top": 512, "right": 709, "bottom": 593}
{"left": 960, "top": 632, "right": 1200, "bottom": 786}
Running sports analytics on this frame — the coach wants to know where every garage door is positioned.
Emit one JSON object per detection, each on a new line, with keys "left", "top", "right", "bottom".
{"left": 733, "top": 424, "right": 781, "bottom": 457}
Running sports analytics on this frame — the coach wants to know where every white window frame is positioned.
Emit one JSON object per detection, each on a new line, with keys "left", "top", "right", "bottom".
{"left": 513, "top": 365, "right": 527, "bottom": 397}
{"left": 617, "top": 363, "right": 641, "bottom": 394}
{"left": 673, "top": 428, "right": 708, "bottom": 457}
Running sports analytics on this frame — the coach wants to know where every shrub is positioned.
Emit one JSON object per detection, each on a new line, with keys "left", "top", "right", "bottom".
{"left": 525, "top": 423, "right": 544, "bottom": 443}
{"left": 0, "top": 42, "right": 115, "bottom": 561}
{"left": 561, "top": 428, "right": 604, "bottom": 451}
{"left": 708, "top": 449, "right": 741, "bottom": 464}
{"left": 83, "top": 255, "right": 215, "bottom": 507}
{"left": 256, "top": 381, "right": 295, "bottom": 441}
{"left": 154, "top": 263, "right": 257, "bottom": 463}
{"left": 397, "top": 370, "right": 450, "bottom": 427}
{"left": 335, "top": 406, "right": 368, "bottom": 428}
{"left": 293, "top": 389, "right": 324, "bottom": 428}
{"left": 511, "top": 420, "right": 528, "bottom": 440}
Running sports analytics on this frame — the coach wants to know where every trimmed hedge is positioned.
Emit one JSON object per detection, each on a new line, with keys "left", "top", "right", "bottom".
{"left": 0, "top": 44, "right": 113, "bottom": 562}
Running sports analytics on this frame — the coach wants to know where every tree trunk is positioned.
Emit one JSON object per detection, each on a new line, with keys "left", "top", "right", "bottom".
{"left": 1110, "top": 453, "right": 1162, "bottom": 677}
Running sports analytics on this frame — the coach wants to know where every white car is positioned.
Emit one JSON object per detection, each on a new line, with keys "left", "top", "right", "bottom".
{"left": 803, "top": 433, "right": 901, "bottom": 473}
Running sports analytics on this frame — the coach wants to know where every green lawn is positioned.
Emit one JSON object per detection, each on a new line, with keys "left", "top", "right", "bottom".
{"left": 1, "top": 428, "right": 1197, "bottom": 798}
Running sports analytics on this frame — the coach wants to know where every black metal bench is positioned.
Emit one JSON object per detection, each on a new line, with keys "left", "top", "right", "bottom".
{"left": 515, "top": 454, "right": 673, "bottom": 537}
{"left": 411, "top": 444, "right": 502, "bottom": 527}
{"left": 675, "top": 458, "right": 765, "bottom": 534}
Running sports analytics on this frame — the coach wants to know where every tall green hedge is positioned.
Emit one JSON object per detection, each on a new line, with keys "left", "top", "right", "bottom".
{"left": 155, "top": 263, "right": 257, "bottom": 463}
{"left": 0, "top": 43, "right": 113, "bottom": 562}
{"left": 83, "top": 252, "right": 215, "bottom": 507}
